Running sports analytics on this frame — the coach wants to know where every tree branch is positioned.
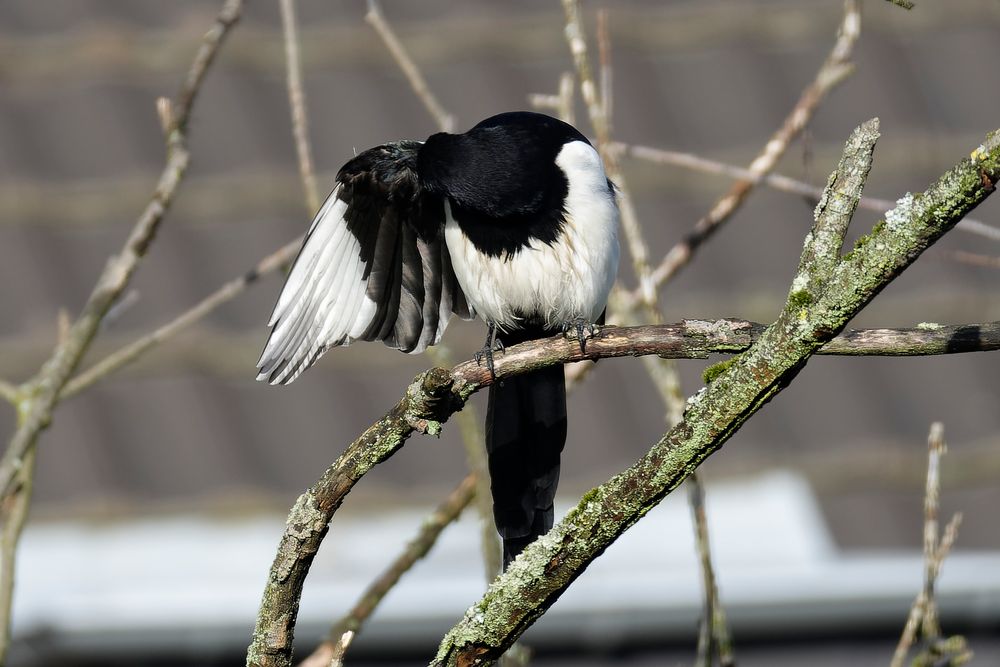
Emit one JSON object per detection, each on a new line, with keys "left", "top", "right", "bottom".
{"left": 563, "top": 8, "right": 736, "bottom": 657}
{"left": 364, "top": 0, "right": 455, "bottom": 133}
{"left": 890, "top": 423, "right": 970, "bottom": 667}
{"left": 614, "top": 141, "right": 1000, "bottom": 243}
{"left": 425, "top": 348, "right": 502, "bottom": 582}
{"left": 62, "top": 239, "right": 300, "bottom": 400}
{"left": 430, "top": 125, "right": 1000, "bottom": 665}
{"left": 689, "top": 472, "right": 734, "bottom": 667}
{"left": 298, "top": 474, "right": 477, "bottom": 667}
{"left": 793, "top": 118, "right": 879, "bottom": 291}
{"left": 279, "top": 0, "right": 321, "bottom": 214}
{"left": 638, "top": 0, "right": 860, "bottom": 300}
{"left": 0, "top": 433, "right": 35, "bottom": 664}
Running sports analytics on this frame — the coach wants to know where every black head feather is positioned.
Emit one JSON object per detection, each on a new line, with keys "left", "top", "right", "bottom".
{"left": 418, "top": 112, "right": 591, "bottom": 258}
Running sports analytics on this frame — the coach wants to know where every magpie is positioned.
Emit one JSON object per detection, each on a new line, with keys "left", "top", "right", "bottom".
{"left": 257, "top": 111, "right": 620, "bottom": 568}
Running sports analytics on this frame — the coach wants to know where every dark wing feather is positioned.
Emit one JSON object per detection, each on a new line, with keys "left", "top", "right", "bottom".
{"left": 256, "top": 141, "right": 473, "bottom": 385}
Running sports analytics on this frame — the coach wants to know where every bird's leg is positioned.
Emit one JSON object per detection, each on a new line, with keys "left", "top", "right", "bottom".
{"left": 474, "top": 322, "right": 505, "bottom": 378}
{"left": 562, "top": 317, "right": 599, "bottom": 354}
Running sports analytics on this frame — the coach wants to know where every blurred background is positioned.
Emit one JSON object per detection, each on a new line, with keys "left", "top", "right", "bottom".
{"left": 1, "top": 0, "right": 999, "bottom": 665}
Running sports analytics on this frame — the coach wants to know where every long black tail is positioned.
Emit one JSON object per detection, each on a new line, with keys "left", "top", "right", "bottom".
{"left": 485, "top": 330, "right": 567, "bottom": 569}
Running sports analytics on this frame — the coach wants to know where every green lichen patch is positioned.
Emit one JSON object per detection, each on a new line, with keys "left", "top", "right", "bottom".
{"left": 788, "top": 289, "right": 814, "bottom": 310}
{"left": 702, "top": 356, "right": 738, "bottom": 384}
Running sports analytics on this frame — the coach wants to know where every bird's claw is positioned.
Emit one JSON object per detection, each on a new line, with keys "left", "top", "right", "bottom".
{"left": 475, "top": 324, "right": 505, "bottom": 378}
{"left": 562, "top": 318, "right": 599, "bottom": 354}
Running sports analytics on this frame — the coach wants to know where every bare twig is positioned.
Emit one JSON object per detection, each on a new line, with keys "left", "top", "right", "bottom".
{"left": 891, "top": 423, "right": 968, "bottom": 667}
{"left": 426, "top": 347, "right": 501, "bottom": 581}
{"left": 560, "top": 0, "right": 607, "bottom": 145}
{"left": 921, "top": 423, "right": 946, "bottom": 639}
{"left": 794, "top": 118, "right": 879, "bottom": 290}
{"left": 172, "top": 1, "right": 242, "bottom": 134}
{"left": 565, "top": 8, "right": 735, "bottom": 659}
{"left": 357, "top": 6, "right": 532, "bottom": 662}
{"left": 596, "top": 9, "right": 612, "bottom": 135}
{"left": 62, "top": 238, "right": 300, "bottom": 400}
{"left": 885, "top": 0, "right": 915, "bottom": 9}
{"left": 0, "top": 428, "right": 36, "bottom": 663}
{"left": 558, "top": 72, "right": 575, "bottom": 126}
{"left": 357, "top": 6, "right": 533, "bottom": 664}
{"left": 355, "top": 0, "right": 511, "bottom": 611}
{"left": 528, "top": 72, "right": 575, "bottom": 126}
{"left": 364, "top": 0, "right": 455, "bottom": 133}
{"left": 638, "top": 0, "right": 860, "bottom": 300}
{"left": 938, "top": 249, "right": 1000, "bottom": 269}
{"left": 689, "top": 473, "right": 734, "bottom": 667}
{"left": 279, "top": 0, "right": 321, "bottom": 214}
{"left": 615, "top": 141, "right": 1000, "bottom": 243}
{"left": 297, "top": 474, "right": 477, "bottom": 667}
{"left": 561, "top": 0, "right": 653, "bottom": 305}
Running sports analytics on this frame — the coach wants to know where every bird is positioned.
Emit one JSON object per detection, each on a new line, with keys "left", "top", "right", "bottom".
{"left": 257, "top": 111, "right": 620, "bottom": 568}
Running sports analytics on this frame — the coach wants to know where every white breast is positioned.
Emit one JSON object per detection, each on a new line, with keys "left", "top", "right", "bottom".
{"left": 444, "top": 140, "right": 620, "bottom": 331}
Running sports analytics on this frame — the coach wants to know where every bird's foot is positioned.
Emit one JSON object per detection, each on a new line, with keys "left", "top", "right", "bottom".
{"left": 562, "top": 317, "right": 599, "bottom": 354}
{"left": 474, "top": 323, "right": 505, "bottom": 378}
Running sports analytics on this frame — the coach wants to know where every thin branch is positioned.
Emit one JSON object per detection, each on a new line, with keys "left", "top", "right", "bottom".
{"left": 885, "top": 0, "right": 915, "bottom": 9}
{"left": 0, "top": 439, "right": 36, "bottom": 664}
{"left": 558, "top": 71, "right": 575, "bottom": 126}
{"left": 569, "top": 7, "right": 734, "bottom": 659}
{"left": 562, "top": 0, "right": 653, "bottom": 305}
{"left": 62, "top": 238, "right": 300, "bottom": 400}
{"left": 358, "top": 9, "right": 535, "bottom": 664}
{"left": 596, "top": 9, "right": 612, "bottom": 135}
{"left": 560, "top": 0, "right": 607, "bottom": 145}
{"left": 528, "top": 71, "right": 575, "bottom": 126}
{"left": 921, "top": 423, "right": 946, "bottom": 640}
{"left": 615, "top": 141, "right": 1000, "bottom": 242}
{"left": 938, "top": 248, "right": 1000, "bottom": 269}
{"left": 279, "top": 0, "right": 321, "bottom": 214}
{"left": 297, "top": 474, "right": 477, "bottom": 667}
{"left": 639, "top": 0, "right": 860, "bottom": 300}
{"left": 425, "top": 347, "right": 501, "bottom": 582}
{"left": 689, "top": 473, "right": 733, "bottom": 667}
{"left": 891, "top": 423, "right": 968, "bottom": 667}
{"left": 364, "top": 0, "right": 455, "bottom": 133}
{"left": 171, "top": 0, "right": 243, "bottom": 135}
{"left": 794, "top": 118, "right": 879, "bottom": 292}
{"left": 349, "top": 0, "right": 522, "bottom": 637}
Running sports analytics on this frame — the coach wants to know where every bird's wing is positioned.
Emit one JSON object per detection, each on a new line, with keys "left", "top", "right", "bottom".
{"left": 256, "top": 141, "right": 473, "bottom": 385}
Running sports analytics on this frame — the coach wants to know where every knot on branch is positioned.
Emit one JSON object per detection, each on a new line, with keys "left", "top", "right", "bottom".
{"left": 403, "top": 367, "right": 463, "bottom": 435}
